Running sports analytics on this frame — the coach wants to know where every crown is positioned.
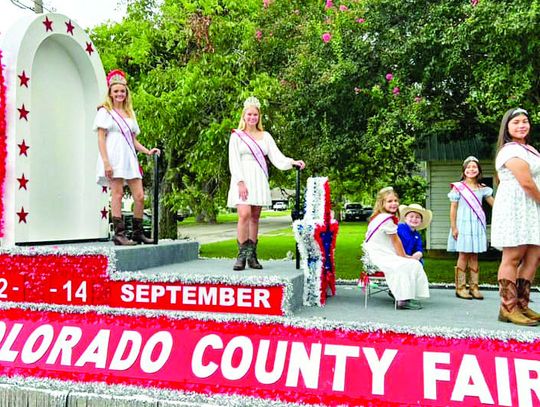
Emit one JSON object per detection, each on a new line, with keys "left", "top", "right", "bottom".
{"left": 463, "top": 156, "right": 479, "bottom": 165}
{"left": 106, "top": 69, "right": 127, "bottom": 87}
{"left": 243, "top": 96, "right": 261, "bottom": 109}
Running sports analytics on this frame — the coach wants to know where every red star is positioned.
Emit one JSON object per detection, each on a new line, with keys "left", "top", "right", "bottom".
{"left": 18, "top": 71, "right": 30, "bottom": 87}
{"left": 18, "top": 140, "right": 30, "bottom": 156}
{"left": 85, "top": 42, "right": 94, "bottom": 55}
{"left": 43, "top": 17, "right": 53, "bottom": 32}
{"left": 101, "top": 186, "right": 108, "bottom": 193}
{"left": 17, "top": 207, "right": 29, "bottom": 223}
{"left": 65, "top": 20, "right": 75, "bottom": 35}
{"left": 17, "top": 104, "right": 29, "bottom": 121}
{"left": 17, "top": 174, "right": 29, "bottom": 190}
{"left": 100, "top": 207, "right": 109, "bottom": 219}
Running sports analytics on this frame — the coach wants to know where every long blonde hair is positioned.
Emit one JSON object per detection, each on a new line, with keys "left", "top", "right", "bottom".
{"left": 370, "top": 187, "right": 400, "bottom": 220}
{"left": 100, "top": 83, "right": 135, "bottom": 118}
{"left": 237, "top": 106, "right": 264, "bottom": 131}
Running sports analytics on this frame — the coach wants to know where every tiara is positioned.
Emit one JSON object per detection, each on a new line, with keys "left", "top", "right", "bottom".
{"left": 244, "top": 96, "right": 261, "bottom": 109}
{"left": 512, "top": 108, "right": 528, "bottom": 116}
{"left": 106, "top": 69, "right": 127, "bottom": 87}
{"left": 463, "top": 156, "right": 479, "bottom": 165}
{"left": 379, "top": 186, "right": 394, "bottom": 193}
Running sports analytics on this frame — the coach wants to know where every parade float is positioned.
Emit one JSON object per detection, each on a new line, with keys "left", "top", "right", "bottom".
{"left": 0, "top": 12, "right": 538, "bottom": 407}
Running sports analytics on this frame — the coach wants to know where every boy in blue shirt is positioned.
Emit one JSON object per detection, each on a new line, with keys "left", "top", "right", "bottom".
{"left": 397, "top": 204, "right": 432, "bottom": 264}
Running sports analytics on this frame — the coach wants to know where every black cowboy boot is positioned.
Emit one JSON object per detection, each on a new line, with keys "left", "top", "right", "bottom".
{"left": 132, "top": 217, "right": 153, "bottom": 244}
{"left": 112, "top": 217, "right": 136, "bottom": 246}
{"left": 233, "top": 240, "right": 249, "bottom": 270}
{"left": 247, "top": 239, "right": 263, "bottom": 269}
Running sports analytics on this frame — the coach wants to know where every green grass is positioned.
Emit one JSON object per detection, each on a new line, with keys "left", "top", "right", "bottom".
{"left": 200, "top": 220, "right": 504, "bottom": 284}
{"left": 179, "top": 210, "right": 289, "bottom": 226}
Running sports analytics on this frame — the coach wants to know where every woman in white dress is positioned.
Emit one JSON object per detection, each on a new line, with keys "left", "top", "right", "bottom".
{"left": 491, "top": 108, "right": 540, "bottom": 326}
{"left": 363, "top": 187, "right": 430, "bottom": 309}
{"left": 94, "top": 70, "right": 160, "bottom": 245}
{"left": 228, "top": 97, "right": 305, "bottom": 270}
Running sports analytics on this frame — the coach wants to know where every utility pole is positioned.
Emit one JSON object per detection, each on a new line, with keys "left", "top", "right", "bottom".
{"left": 34, "top": 0, "right": 43, "bottom": 13}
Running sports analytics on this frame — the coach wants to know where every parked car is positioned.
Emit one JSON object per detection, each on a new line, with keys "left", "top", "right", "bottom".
{"left": 273, "top": 201, "right": 288, "bottom": 211}
{"left": 342, "top": 203, "right": 373, "bottom": 221}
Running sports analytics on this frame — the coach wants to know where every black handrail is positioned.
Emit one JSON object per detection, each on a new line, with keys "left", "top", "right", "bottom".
{"left": 152, "top": 153, "right": 160, "bottom": 245}
{"left": 291, "top": 166, "right": 304, "bottom": 269}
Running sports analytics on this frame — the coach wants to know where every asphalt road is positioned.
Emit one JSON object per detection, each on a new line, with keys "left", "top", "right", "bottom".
{"left": 178, "top": 213, "right": 293, "bottom": 244}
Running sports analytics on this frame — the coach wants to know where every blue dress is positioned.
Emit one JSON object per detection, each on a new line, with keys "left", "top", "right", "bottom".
{"left": 397, "top": 223, "right": 424, "bottom": 264}
{"left": 447, "top": 185, "right": 493, "bottom": 253}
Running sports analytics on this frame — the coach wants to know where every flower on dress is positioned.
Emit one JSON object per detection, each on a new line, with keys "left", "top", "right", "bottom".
{"left": 385, "top": 73, "right": 393, "bottom": 81}
{"left": 322, "top": 32, "right": 332, "bottom": 43}
{"left": 393, "top": 86, "right": 400, "bottom": 95}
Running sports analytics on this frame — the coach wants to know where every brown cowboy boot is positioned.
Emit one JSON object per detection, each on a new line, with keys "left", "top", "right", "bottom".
{"left": 498, "top": 279, "right": 538, "bottom": 326}
{"left": 132, "top": 217, "right": 153, "bottom": 244}
{"left": 233, "top": 240, "right": 249, "bottom": 270}
{"left": 516, "top": 278, "right": 540, "bottom": 321}
{"left": 468, "top": 267, "right": 484, "bottom": 300}
{"left": 455, "top": 266, "right": 473, "bottom": 299}
{"left": 112, "top": 217, "right": 136, "bottom": 246}
{"left": 246, "top": 239, "right": 263, "bottom": 269}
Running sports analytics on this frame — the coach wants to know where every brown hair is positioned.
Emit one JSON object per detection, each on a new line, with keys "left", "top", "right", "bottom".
{"left": 496, "top": 108, "right": 531, "bottom": 152}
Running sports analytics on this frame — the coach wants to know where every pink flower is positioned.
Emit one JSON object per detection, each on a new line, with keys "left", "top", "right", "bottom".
{"left": 385, "top": 73, "right": 393, "bottom": 81}
{"left": 263, "top": 0, "right": 270, "bottom": 8}
{"left": 414, "top": 96, "right": 422, "bottom": 103}
{"left": 392, "top": 87, "right": 400, "bottom": 95}
{"left": 339, "top": 5, "right": 348, "bottom": 11}
{"left": 354, "top": 87, "right": 361, "bottom": 94}
{"left": 325, "top": 0, "right": 333, "bottom": 9}
{"left": 356, "top": 18, "right": 365, "bottom": 23}
{"left": 322, "top": 32, "right": 332, "bottom": 43}
{"left": 255, "top": 30, "right": 263, "bottom": 41}
{"left": 471, "top": 0, "right": 478, "bottom": 6}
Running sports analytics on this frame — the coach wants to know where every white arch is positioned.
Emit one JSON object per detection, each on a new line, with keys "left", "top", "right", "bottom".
{"left": 1, "top": 13, "right": 107, "bottom": 245}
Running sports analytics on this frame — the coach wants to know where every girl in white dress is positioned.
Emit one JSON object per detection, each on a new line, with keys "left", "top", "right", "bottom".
{"left": 94, "top": 69, "right": 160, "bottom": 245}
{"left": 363, "top": 187, "right": 430, "bottom": 309}
{"left": 491, "top": 108, "right": 540, "bottom": 326}
{"left": 228, "top": 97, "right": 305, "bottom": 270}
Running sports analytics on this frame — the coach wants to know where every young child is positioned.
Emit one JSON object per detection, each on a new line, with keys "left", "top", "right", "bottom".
{"left": 447, "top": 156, "right": 494, "bottom": 300}
{"left": 397, "top": 204, "right": 433, "bottom": 264}
{"left": 363, "top": 187, "right": 430, "bottom": 310}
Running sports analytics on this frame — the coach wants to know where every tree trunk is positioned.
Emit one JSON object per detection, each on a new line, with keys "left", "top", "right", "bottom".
{"left": 157, "top": 153, "right": 178, "bottom": 239}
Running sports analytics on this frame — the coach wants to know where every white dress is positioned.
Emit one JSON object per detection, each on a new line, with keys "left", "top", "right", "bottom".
{"left": 363, "top": 214, "right": 430, "bottom": 301}
{"left": 227, "top": 131, "right": 294, "bottom": 207}
{"left": 491, "top": 143, "right": 540, "bottom": 249}
{"left": 93, "top": 108, "right": 142, "bottom": 186}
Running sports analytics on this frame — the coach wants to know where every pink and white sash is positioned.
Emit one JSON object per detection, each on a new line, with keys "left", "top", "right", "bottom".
{"left": 506, "top": 142, "right": 540, "bottom": 158}
{"left": 451, "top": 181, "right": 486, "bottom": 230}
{"left": 232, "top": 129, "right": 268, "bottom": 178}
{"left": 365, "top": 214, "right": 396, "bottom": 243}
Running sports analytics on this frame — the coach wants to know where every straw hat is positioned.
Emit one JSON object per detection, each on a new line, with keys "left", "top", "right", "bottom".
{"left": 399, "top": 204, "right": 432, "bottom": 230}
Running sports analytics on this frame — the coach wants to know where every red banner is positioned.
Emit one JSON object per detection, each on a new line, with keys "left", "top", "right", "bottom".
{"left": 0, "top": 254, "right": 285, "bottom": 315}
{"left": 0, "top": 307, "right": 538, "bottom": 406}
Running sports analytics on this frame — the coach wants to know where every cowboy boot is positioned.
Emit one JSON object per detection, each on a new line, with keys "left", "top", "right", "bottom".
{"left": 132, "top": 217, "right": 153, "bottom": 244}
{"left": 246, "top": 239, "right": 263, "bottom": 269}
{"left": 112, "top": 217, "right": 136, "bottom": 246}
{"left": 516, "top": 278, "right": 540, "bottom": 321}
{"left": 233, "top": 240, "right": 249, "bottom": 270}
{"left": 455, "top": 266, "right": 473, "bottom": 299}
{"left": 468, "top": 267, "right": 484, "bottom": 300}
{"left": 498, "top": 279, "right": 538, "bottom": 326}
